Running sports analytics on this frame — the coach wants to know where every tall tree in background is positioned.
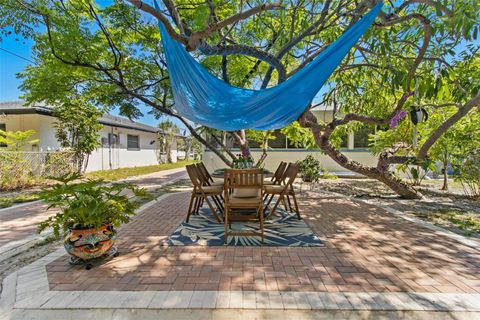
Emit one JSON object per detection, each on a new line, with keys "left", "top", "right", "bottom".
{"left": 1, "top": 0, "right": 479, "bottom": 198}
{"left": 158, "top": 119, "right": 178, "bottom": 163}
{"left": 52, "top": 99, "right": 103, "bottom": 172}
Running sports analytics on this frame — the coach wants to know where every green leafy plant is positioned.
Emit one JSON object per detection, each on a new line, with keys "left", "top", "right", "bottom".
{"left": 455, "top": 150, "right": 480, "bottom": 198}
{"left": 38, "top": 173, "right": 149, "bottom": 238}
{"left": 397, "top": 158, "right": 436, "bottom": 186}
{"left": 297, "top": 155, "right": 322, "bottom": 182}
{"left": 53, "top": 99, "right": 102, "bottom": 173}
{"left": 321, "top": 169, "right": 338, "bottom": 180}
{"left": 281, "top": 122, "right": 316, "bottom": 149}
{"left": 0, "top": 129, "right": 39, "bottom": 150}
{"left": 158, "top": 119, "right": 180, "bottom": 163}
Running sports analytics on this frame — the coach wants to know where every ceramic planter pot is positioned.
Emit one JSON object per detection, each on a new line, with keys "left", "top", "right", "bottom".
{"left": 64, "top": 224, "right": 117, "bottom": 263}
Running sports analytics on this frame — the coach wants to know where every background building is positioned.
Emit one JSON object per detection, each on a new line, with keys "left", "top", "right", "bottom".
{"left": 0, "top": 101, "right": 185, "bottom": 172}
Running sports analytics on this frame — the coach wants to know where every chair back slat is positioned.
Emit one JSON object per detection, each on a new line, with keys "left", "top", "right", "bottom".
{"left": 255, "top": 153, "right": 267, "bottom": 168}
{"left": 197, "top": 162, "right": 214, "bottom": 183}
{"left": 224, "top": 169, "right": 263, "bottom": 189}
{"left": 186, "top": 165, "right": 202, "bottom": 188}
{"left": 284, "top": 164, "right": 299, "bottom": 188}
{"left": 272, "top": 161, "right": 287, "bottom": 182}
{"left": 195, "top": 164, "right": 210, "bottom": 185}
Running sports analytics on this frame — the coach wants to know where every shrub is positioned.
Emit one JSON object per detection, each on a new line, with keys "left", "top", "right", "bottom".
{"left": 297, "top": 155, "right": 322, "bottom": 182}
{"left": 38, "top": 173, "right": 150, "bottom": 238}
{"left": 0, "top": 151, "right": 39, "bottom": 190}
{"left": 455, "top": 150, "right": 480, "bottom": 198}
{"left": 321, "top": 169, "right": 338, "bottom": 180}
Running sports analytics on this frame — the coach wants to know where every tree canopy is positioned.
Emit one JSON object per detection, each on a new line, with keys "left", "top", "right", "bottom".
{"left": 1, "top": 0, "right": 479, "bottom": 198}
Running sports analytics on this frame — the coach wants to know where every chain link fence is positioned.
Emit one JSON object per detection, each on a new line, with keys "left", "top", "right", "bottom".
{"left": 0, "top": 151, "right": 77, "bottom": 190}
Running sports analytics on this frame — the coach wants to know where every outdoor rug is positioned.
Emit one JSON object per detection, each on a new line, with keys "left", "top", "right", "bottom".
{"left": 167, "top": 207, "right": 323, "bottom": 247}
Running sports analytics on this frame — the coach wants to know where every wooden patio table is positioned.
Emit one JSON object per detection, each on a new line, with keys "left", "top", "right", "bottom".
{"left": 211, "top": 168, "right": 273, "bottom": 179}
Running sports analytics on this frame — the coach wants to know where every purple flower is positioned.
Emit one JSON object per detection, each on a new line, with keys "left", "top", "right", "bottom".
{"left": 390, "top": 110, "right": 407, "bottom": 129}
{"left": 241, "top": 148, "right": 251, "bottom": 157}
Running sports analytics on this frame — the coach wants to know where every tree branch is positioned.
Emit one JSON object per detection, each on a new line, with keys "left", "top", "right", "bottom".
{"left": 186, "top": 2, "right": 283, "bottom": 50}
{"left": 396, "top": 0, "right": 453, "bottom": 17}
{"left": 126, "top": 0, "right": 188, "bottom": 45}
{"left": 197, "top": 43, "right": 286, "bottom": 81}
{"left": 417, "top": 93, "right": 480, "bottom": 159}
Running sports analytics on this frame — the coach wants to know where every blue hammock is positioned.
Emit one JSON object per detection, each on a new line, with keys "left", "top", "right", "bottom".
{"left": 154, "top": 1, "right": 383, "bottom": 130}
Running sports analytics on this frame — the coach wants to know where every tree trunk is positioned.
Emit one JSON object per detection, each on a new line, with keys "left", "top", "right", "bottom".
{"left": 231, "top": 130, "right": 251, "bottom": 157}
{"left": 166, "top": 142, "right": 172, "bottom": 163}
{"left": 185, "top": 138, "right": 191, "bottom": 161}
{"left": 309, "top": 126, "right": 423, "bottom": 199}
{"left": 441, "top": 155, "right": 448, "bottom": 191}
{"left": 175, "top": 117, "right": 233, "bottom": 167}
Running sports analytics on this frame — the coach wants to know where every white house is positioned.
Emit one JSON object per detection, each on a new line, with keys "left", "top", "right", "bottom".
{"left": 0, "top": 101, "right": 184, "bottom": 172}
{"left": 202, "top": 105, "right": 378, "bottom": 175}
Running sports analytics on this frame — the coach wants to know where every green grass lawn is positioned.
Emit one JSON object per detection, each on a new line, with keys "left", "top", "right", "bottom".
{"left": 423, "top": 179, "right": 464, "bottom": 190}
{"left": 84, "top": 160, "right": 196, "bottom": 181}
{"left": 0, "top": 193, "right": 40, "bottom": 209}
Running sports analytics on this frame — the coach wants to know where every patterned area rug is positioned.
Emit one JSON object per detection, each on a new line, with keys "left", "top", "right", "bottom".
{"left": 168, "top": 207, "right": 324, "bottom": 247}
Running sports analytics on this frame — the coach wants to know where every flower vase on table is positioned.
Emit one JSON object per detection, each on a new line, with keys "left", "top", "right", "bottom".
{"left": 233, "top": 150, "right": 254, "bottom": 169}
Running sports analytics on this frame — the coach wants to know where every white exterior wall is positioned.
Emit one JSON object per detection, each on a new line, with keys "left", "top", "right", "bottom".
{"left": 1, "top": 114, "right": 44, "bottom": 151}
{"left": 1, "top": 113, "right": 175, "bottom": 172}
{"left": 201, "top": 108, "right": 377, "bottom": 174}
{"left": 38, "top": 116, "right": 62, "bottom": 150}
{"left": 203, "top": 149, "right": 377, "bottom": 173}
{"left": 85, "top": 127, "right": 162, "bottom": 172}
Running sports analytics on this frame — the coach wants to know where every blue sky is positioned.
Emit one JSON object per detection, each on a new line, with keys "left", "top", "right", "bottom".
{"left": 0, "top": 27, "right": 186, "bottom": 131}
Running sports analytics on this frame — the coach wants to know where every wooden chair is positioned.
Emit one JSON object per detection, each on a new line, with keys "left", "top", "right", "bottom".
{"left": 264, "top": 164, "right": 301, "bottom": 220}
{"left": 196, "top": 162, "right": 223, "bottom": 186}
{"left": 223, "top": 169, "right": 264, "bottom": 244}
{"left": 185, "top": 165, "right": 223, "bottom": 223}
{"left": 254, "top": 152, "right": 268, "bottom": 168}
{"left": 195, "top": 163, "right": 224, "bottom": 210}
{"left": 264, "top": 161, "right": 287, "bottom": 186}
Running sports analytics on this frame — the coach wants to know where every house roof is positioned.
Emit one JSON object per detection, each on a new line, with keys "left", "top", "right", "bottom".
{"left": 0, "top": 101, "right": 180, "bottom": 135}
{"left": 311, "top": 104, "right": 334, "bottom": 111}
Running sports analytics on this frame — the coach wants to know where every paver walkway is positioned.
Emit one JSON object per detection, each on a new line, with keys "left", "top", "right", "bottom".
{"left": 0, "top": 167, "right": 187, "bottom": 261}
{"left": 2, "top": 188, "right": 480, "bottom": 319}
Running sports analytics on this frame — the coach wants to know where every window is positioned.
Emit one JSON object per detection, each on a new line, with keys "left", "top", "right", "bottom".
{"left": 0, "top": 123, "right": 6, "bottom": 147}
{"left": 354, "top": 127, "right": 375, "bottom": 148}
{"left": 127, "top": 134, "right": 140, "bottom": 149}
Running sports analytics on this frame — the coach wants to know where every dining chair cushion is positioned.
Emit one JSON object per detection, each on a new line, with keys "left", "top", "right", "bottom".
{"left": 201, "top": 186, "right": 223, "bottom": 194}
{"left": 228, "top": 195, "right": 262, "bottom": 205}
{"left": 263, "top": 185, "right": 285, "bottom": 194}
{"left": 232, "top": 188, "right": 261, "bottom": 198}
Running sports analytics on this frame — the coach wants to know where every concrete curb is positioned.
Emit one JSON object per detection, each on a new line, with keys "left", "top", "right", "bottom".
{"left": 0, "top": 200, "right": 43, "bottom": 214}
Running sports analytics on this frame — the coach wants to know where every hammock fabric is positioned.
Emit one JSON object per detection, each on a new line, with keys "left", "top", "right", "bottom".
{"left": 155, "top": 1, "right": 384, "bottom": 130}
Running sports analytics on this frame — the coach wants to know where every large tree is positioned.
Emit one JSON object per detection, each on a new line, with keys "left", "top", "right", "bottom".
{"left": 1, "top": 0, "right": 479, "bottom": 198}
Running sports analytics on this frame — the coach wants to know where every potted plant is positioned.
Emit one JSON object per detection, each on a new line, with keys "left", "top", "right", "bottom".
{"left": 233, "top": 149, "right": 254, "bottom": 168}
{"left": 38, "top": 173, "right": 148, "bottom": 264}
{"left": 297, "top": 154, "right": 322, "bottom": 182}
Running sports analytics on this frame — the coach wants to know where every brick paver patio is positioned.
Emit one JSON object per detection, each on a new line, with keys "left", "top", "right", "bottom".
{"left": 0, "top": 202, "right": 54, "bottom": 248}
{"left": 45, "top": 190, "right": 480, "bottom": 294}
